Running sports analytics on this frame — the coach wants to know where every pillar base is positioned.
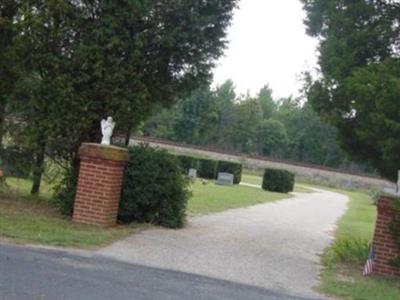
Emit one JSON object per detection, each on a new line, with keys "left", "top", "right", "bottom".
{"left": 72, "top": 143, "right": 129, "bottom": 227}
{"left": 372, "top": 196, "right": 400, "bottom": 278}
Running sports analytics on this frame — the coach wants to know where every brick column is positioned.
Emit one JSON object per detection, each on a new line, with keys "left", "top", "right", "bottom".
{"left": 372, "top": 196, "right": 400, "bottom": 277}
{"left": 72, "top": 143, "right": 129, "bottom": 227}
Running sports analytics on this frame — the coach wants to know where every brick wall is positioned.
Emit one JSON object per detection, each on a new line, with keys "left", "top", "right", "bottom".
{"left": 372, "top": 196, "right": 400, "bottom": 278}
{"left": 72, "top": 143, "right": 128, "bottom": 227}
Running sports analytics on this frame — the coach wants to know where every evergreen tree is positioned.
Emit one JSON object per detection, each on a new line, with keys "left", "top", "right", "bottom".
{"left": 6, "top": 0, "right": 237, "bottom": 192}
{"left": 0, "top": 1, "right": 20, "bottom": 147}
{"left": 302, "top": 0, "right": 400, "bottom": 180}
{"left": 257, "top": 84, "right": 276, "bottom": 119}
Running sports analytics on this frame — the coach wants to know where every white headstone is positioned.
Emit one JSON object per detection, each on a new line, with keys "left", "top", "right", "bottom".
{"left": 397, "top": 170, "right": 400, "bottom": 193}
{"left": 188, "top": 168, "right": 197, "bottom": 179}
{"left": 100, "top": 116, "right": 115, "bottom": 145}
{"left": 216, "top": 172, "right": 234, "bottom": 186}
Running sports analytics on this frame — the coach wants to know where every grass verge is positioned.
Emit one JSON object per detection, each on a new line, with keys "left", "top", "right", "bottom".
{"left": 188, "top": 179, "right": 290, "bottom": 214}
{"left": 0, "top": 177, "right": 145, "bottom": 248}
{"left": 318, "top": 190, "right": 400, "bottom": 300}
{"left": 0, "top": 196, "right": 145, "bottom": 249}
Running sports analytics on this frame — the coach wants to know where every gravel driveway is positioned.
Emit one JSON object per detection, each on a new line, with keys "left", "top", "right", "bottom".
{"left": 98, "top": 188, "right": 348, "bottom": 300}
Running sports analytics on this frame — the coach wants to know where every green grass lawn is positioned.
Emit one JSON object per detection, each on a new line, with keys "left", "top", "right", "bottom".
{"left": 318, "top": 190, "right": 400, "bottom": 300}
{"left": 0, "top": 178, "right": 145, "bottom": 248}
{"left": 4, "top": 177, "right": 54, "bottom": 201}
{"left": 241, "top": 174, "right": 314, "bottom": 193}
{"left": 188, "top": 179, "right": 291, "bottom": 214}
{"left": 0, "top": 196, "right": 145, "bottom": 248}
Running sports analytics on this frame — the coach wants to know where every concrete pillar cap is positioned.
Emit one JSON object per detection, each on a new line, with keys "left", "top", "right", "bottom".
{"left": 79, "top": 143, "right": 129, "bottom": 163}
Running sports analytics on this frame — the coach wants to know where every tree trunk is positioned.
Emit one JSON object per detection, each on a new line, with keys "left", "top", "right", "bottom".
{"left": 30, "top": 141, "right": 46, "bottom": 195}
{"left": 0, "top": 102, "right": 5, "bottom": 149}
{"left": 124, "top": 122, "right": 133, "bottom": 146}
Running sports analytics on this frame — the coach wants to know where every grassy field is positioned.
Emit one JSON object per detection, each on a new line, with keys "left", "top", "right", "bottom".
{"left": 241, "top": 174, "right": 314, "bottom": 193}
{"left": 188, "top": 180, "right": 291, "bottom": 214}
{"left": 319, "top": 190, "right": 400, "bottom": 300}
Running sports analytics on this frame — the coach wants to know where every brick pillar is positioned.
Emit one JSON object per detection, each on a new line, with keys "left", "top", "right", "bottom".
{"left": 72, "top": 143, "right": 129, "bottom": 227}
{"left": 372, "top": 196, "right": 400, "bottom": 278}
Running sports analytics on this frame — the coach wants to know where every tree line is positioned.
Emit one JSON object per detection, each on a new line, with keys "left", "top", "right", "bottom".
{"left": 141, "top": 80, "right": 374, "bottom": 174}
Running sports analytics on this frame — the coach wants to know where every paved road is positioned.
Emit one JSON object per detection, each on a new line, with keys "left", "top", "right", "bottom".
{"left": 1, "top": 243, "right": 323, "bottom": 300}
{"left": 99, "top": 188, "right": 348, "bottom": 299}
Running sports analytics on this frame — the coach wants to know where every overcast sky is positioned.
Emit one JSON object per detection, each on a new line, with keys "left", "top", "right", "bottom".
{"left": 212, "top": 0, "right": 319, "bottom": 99}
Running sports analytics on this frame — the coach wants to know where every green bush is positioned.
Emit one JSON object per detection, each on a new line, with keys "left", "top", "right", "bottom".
{"left": 197, "top": 158, "right": 218, "bottom": 179}
{"left": 119, "top": 145, "right": 191, "bottom": 228}
{"left": 262, "top": 168, "right": 294, "bottom": 193}
{"left": 217, "top": 161, "right": 242, "bottom": 184}
{"left": 330, "top": 237, "right": 370, "bottom": 265}
{"left": 53, "top": 170, "right": 78, "bottom": 216}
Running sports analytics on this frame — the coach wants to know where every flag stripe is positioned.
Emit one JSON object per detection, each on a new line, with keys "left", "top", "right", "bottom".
{"left": 363, "top": 246, "right": 374, "bottom": 276}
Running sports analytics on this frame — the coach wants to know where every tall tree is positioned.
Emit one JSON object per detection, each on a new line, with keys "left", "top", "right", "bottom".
{"left": 256, "top": 119, "right": 287, "bottom": 157}
{"left": 302, "top": 0, "right": 400, "bottom": 180}
{"left": 10, "top": 0, "right": 76, "bottom": 194}
{"left": 230, "top": 97, "right": 263, "bottom": 153}
{"left": 277, "top": 97, "right": 344, "bottom": 167}
{"left": 9, "top": 0, "right": 237, "bottom": 192}
{"left": 173, "top": 86, "right": 218, "bottom": 145}
{"left": 0, "top": 1, "right": 20, "bottom": 147}
{"left": 213, "top": 79, "right": 237, "bottom": 148}
{"left": 257, "top": 84, "right": 276, "bottom": 119}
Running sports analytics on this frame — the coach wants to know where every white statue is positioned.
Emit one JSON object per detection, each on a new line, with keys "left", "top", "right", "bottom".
{"left": 100, "top": 116, "right": 115, "bottom": 145}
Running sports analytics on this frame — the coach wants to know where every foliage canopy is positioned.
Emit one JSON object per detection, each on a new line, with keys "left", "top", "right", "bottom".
{"left": 302, "top": 0, "right": 400, "bottom": 181}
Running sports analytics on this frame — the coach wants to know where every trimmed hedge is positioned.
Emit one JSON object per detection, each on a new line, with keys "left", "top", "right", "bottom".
{"left": 119, "top": 145, "right": 191, "bottom": 228}
{"left": 262, "top": 168, "right": 294, "bottom": 193}
{"left": 217, "top": 161, "right": 242, "bottom": 184}
{"left": 175, "top": 154, "right": 242, "bottom": 184}
{"left": 197, "top": 158, "right": 218, "bottom": 179}
{"left": 177, "top": 155, "right": 197, "bottom": 173}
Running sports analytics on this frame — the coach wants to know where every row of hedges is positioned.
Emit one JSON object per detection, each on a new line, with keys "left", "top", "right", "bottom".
{"left": 177, "top": 155, "right": 242, "bottom": 184}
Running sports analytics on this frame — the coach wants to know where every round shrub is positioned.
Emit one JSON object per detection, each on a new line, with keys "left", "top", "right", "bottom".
{"left": 119, "top": 145, "right": 191, "bottom": 228}
{"left": 262, "top": 168, "right": 294, "bottom": 193}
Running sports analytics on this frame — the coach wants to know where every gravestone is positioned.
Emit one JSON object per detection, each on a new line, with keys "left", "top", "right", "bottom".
{"left": 397, "top": 170, "right": 400, "bottom": 193}
{"left": 188, "top": 168, "right": 197, "bottom": 179}
{"left": 217, "top": 172, "right": 234, "bottom": 186}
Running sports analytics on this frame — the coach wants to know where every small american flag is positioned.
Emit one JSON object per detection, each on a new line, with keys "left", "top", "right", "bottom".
{"left": 363, "top": 246, "right": 374, "bottom": 276}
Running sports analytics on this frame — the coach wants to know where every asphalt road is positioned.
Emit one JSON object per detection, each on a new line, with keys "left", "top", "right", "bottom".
{"left": 0, "top": 243, "right": 323, "bottom": 300}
